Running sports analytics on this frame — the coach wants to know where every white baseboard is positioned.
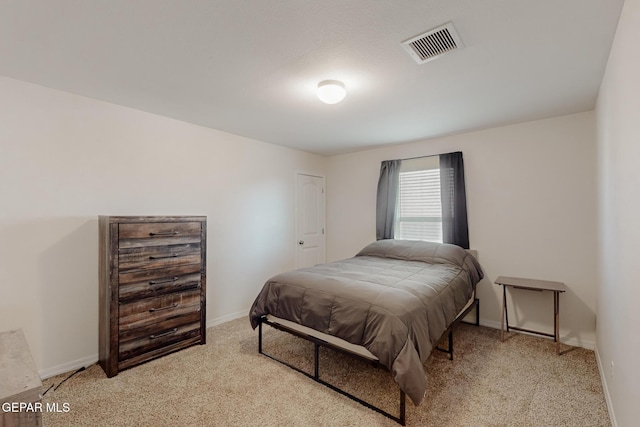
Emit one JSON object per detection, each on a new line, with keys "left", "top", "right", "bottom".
{"left": 39, "top": 312, "right": 596, "bottom": 382}
{"left": 477, "top": 318, "right": 502, "bottom": 330}
{"left": 477, "top": 318, "right": 595, "bottom": 350}
{"left": 40, "top": 311, "right": 250, "bottom": 380}
{"left": 206, "top": 309, "right": 249, "bottom": 329}
{"left": 595, "top": 346, "right": 617, "bottom": 427}
{"left": 39, "top": 354, "right": 98, "bottom": 380}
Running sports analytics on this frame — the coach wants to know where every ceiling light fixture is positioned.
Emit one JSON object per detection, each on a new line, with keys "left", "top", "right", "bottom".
{"left": 317, "top": 80, "right": 346, "bottom": 104}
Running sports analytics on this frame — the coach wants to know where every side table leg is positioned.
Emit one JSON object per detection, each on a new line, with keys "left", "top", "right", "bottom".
{"left": 554, "top": 291, "right": 560, "bottom": 355}
{"left": 501, "top": 285, "right": 506, "bottom": 342}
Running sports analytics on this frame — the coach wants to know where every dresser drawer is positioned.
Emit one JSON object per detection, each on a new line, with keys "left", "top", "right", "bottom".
{"left": 118, "top": 319, "right": 202, "bottom": 363}
{"left": 119, "top": 289, "right": 201, "bottom": 333}
{"left": 119, "top": 222, "right": 202, "bottom": 249}
{"left": 119, "top": 262, "right": 201, "bottom": 284}
{"left": 119, "top": 272, "right": 201, "bottom": 301}
{"left": 118, "top": 243, "right": 201, "bottom": 273}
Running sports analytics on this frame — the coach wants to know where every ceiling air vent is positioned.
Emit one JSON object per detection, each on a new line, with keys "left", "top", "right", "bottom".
{"left": 401, "top": 22, "right": 464, "bottom": 64}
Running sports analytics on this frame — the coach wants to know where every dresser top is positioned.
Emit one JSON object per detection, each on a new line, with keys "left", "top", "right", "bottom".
{"left": 99, "top": 215, "right": 206, "bottom": 222}
{"left": 0, "top": 329, "right": 42, "bottom": 403}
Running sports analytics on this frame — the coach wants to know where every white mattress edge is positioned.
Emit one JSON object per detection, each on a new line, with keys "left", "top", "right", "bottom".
{"left": 264, "top": 315, "right": 378, "bottom": 361}
{"left": 264, "top": 295, "right": 476, "bottom": 363}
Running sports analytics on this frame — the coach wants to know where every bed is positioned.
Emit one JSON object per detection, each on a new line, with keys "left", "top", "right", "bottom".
{"left": 249, "top": 239, "right": 484, "bottom": 424}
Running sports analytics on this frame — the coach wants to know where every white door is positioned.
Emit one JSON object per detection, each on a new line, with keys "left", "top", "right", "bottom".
{"left": 296, "top": 173, "right": 325, "bottom": 268}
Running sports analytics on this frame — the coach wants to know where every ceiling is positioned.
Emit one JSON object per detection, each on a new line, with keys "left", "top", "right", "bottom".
{"left": 0, "top": 1, "right": 624, "bottom": 155}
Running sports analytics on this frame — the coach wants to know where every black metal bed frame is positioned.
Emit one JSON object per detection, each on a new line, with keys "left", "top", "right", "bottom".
{"left": 257, "top": 295, "right": 479, "bottom": 425}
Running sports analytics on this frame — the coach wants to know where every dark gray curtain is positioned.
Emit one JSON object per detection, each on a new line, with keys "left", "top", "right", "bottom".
{"left": 376, "top": 159, "right": 401, "bottom": 240}
{"left": 439, "top": 151, "right": 470, "bottom": 249}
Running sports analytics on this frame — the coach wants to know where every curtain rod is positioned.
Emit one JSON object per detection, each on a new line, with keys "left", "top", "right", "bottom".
{"left": 390, "top": 150, "right": 462, "bottom": 162}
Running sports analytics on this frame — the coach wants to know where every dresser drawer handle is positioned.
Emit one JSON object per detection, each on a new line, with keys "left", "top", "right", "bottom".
{"left": 149, "top": 277, "right": 179, "bottom": 285}
{"left": 149, "top": 303, "right": 179, "bottom": 313}
{"left": 149, "top": 231, "right": 179, "bottom": 236}
{"left": 149, "top": 254, "right": 178, "bottom": 260}
{"left": 149, "top": 328, "right": 178, "bottom": 340}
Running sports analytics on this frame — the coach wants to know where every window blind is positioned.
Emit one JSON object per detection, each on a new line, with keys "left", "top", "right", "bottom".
{"left": 394, "top": 168, "right": 443, "bottom": 242}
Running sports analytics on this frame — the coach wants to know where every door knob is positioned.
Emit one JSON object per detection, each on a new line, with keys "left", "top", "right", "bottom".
{"left": 298, "top": 240, "right": 304, "bottom": 245}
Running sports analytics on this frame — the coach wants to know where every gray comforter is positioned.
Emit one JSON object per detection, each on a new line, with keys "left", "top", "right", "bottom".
{"left": 249, "top": 239, "right": 484, "bottom": 406}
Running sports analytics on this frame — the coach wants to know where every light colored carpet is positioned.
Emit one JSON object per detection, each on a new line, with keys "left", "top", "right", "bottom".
{"left": 42, "top": 318, "right": 610, "bottom": 426}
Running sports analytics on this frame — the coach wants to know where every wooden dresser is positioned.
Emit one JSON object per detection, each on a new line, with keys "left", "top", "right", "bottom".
{"left": 98, "top": 216, "right": 206, "bottom": 377}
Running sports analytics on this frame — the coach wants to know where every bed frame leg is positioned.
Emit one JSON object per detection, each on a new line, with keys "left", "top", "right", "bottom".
{"left": 314, "top": 343, "right": 320, "bottom": 379}
{"left": 436, "top": 297, "right": 480, "bottom": 360}
{"left": 258, "top": 317, "right": 407, "bottom": 425}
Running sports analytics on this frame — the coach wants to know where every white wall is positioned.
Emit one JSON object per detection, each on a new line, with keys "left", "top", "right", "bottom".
{"left": 595, "top": 1, "right": 640, "bottom": 425}
{"left": 0, "top": 75, "right": 325, "bottom": 377}
{"left": 326, "top": 111, "right": 598, "bottom": 348}
{"left": 0, "top": 54, "right": 614, "bottom": 404}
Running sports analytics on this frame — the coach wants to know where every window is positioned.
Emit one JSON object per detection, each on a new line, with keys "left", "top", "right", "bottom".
{"left": 376, "top": 151, "right": 469, "bottom": 248}
{"left": 394, "top": 156, "right": 443, "bottom": 242}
